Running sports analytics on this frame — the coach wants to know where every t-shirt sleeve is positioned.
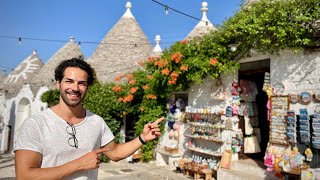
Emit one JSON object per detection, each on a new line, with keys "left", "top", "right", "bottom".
{"left": 100, "top": 120, "right": 115, "bottom": 147}
{"left": 13, "top": 117, "right": 44, "bottom": 154}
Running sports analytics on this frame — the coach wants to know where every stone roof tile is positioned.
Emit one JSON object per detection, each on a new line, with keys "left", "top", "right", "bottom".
{"left": 88, "top": 2, "right": 152, "bottom": 83}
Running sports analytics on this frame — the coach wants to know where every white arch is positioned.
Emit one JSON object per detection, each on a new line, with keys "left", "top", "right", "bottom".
{"left": 14, "top": 97, "right": 31, "bottom": 144}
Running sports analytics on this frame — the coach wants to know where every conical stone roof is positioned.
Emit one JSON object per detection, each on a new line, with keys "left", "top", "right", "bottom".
{"left": 3, "top": 50, "right": 43, "bottom": 99}
{"left": 31, "top": 37, "right": 84, "bottom": 93}
{"left": 186, "top": 2, "right": 217, "bottom": 40}
{"left": 88, "top": 2, "right": 153, "bottom": 83}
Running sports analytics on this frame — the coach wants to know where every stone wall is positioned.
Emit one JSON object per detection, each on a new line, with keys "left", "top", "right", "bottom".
{"left": 271, "top": 49, "right": 320, "bottom": 115}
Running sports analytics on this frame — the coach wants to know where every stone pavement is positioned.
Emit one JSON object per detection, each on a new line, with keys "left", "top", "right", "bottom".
{"left": 0, "top": 153, "right": 191, "bottom": 180}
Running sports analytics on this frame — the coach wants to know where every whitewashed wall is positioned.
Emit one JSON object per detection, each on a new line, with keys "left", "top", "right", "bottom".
{"left": 271, "top": 50, "right": 320, "bottom": 115}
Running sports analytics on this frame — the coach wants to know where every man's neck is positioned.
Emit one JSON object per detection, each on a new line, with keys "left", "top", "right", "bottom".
{"left": 51, "top": 103, "right": 86, "bottom": 124}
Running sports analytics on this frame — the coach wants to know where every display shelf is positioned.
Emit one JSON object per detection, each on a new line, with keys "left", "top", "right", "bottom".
{"left": 184, "top": 134, "right": 224, "bottom": 143}
{"left": 155, "top": 148, "right": 182, "bottom": 157}
{"left": 188, "top": 122, "right": 225, "bottom": 129}
{"left": 186, "top": 147, "right": 222, "bottom": 157}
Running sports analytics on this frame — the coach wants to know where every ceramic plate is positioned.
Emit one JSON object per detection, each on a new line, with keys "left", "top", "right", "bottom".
{"left": 289, "top": 93, "right": 299, "bottom": 104}
{"left": 299, "top": 92, "right": 312, "bottom": 105}
{"left": 272, "top": 82, "right": 285, "bottom": 95}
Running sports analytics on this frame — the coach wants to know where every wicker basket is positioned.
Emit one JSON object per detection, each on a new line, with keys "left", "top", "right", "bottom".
{"left": 164, "top": 146, "right": 179, "bottom": 153}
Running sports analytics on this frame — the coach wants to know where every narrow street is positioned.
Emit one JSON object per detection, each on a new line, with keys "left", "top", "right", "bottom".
{"left": 0, "top": 153, "right": 191, "bottom": 180}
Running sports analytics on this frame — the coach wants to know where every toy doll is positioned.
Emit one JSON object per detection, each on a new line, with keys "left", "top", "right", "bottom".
{"left": 282, "top": 148, "right": 292, "bottom": 172}
{"left": 231, "top": 81, "right": 241, "bottom": 96}
{"left": 305, "top": 148, "right": 313, "bottom": 162}
{"left": 273, "top": 148, "right": 282, "bottom": 171}
{"left": 264, "top": 146, "right": 274, "bottom": 172}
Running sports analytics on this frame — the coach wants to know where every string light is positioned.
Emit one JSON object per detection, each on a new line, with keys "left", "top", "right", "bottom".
{"left": 151, "top": 0, "right": 207, "bottom": 24}
{"left": 165, "top": 5, "right": 169, "bottom": 15}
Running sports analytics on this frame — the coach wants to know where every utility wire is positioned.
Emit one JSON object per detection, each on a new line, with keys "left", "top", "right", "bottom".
{"left": 0, "top": 35, "right": 178, "bottom": 46}
{"left": 0, "top": 2, "right": 209, "bottom": 46}
{"left": 151, "top": 0, "right": 206, "bottom": 23}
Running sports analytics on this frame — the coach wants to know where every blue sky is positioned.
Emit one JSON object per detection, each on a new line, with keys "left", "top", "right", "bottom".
{"left": 0, "top": 0, "right": 243, "bottom": 73}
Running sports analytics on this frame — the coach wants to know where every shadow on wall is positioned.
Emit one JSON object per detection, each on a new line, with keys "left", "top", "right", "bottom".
{"left": 271, "top": 50, "right": 318, "bottom": 85}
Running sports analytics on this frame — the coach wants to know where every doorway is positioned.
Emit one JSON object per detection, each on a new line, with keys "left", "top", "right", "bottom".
{"left": 239, "top": 59, "right": 270, "bottom": 160}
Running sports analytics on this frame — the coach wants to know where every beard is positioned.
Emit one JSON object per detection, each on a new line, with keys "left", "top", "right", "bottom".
{"left": 60, "top": 88, "right": 85, "bottom": 107}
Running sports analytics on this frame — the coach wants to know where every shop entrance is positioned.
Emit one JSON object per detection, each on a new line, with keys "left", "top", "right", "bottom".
{"left": 239, "top": 59, "right": 270, "bottom": 160}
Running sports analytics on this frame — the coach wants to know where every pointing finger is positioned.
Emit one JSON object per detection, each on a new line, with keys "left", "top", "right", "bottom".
{"left": 95, "top": 148, "right": 107, "bottom": 154}
{"left": 152, "top": 117, "right": 164, "bottom": 125}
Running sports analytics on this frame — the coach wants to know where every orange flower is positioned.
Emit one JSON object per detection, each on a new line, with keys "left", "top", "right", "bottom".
{"left": 180, "top": 65, "right": 188, "bottom": 71}
{"left": 129, "top": 79, "right": 136, "bottom": 85}
{"left": 170, "top": 71, "right": 179, "bottom": 78}
{"left": 210, "top": 58, "right": 218, "bottom": 65}
{"left": 161, "top": 68, "right": 170, "bottom": 75}
{"left": 123, "top": 94, "right": 134, "bottom": 103}
{"left": 130, "top": 87, "right": 138, "bottom": 94}
{"left": 118, "top": 97, "right": 123, "bottom": 102}
{"left": 146, "top": 94, "right": 157, "bottom": 99}
{"left": 112, "top": 85, "right": 122, "bottom": 92}
{"left": 147, "top": 75, "right": 153, "bottom": 80}
{"left": 181, "top": 40, "right": 188, "bottom": 44}
{"left": 142, "top": 85, "right": 149, "bottom": 90}
{"left": 168, "top": 80, "right": 177, "bottom": 85}
{"left": 114, "top": 76, "right": 121, "bottom": 81}
{"left": 147, "top": 56, "right": 154, "bottom": 63}
{"left": 126, "top": 74, "right": 133, "bottom": 80}
{"left": 171, "top": 52, "right": 183, "bottom": 63}
{"left": 138, "top": 60, "right": 144, "bottom": 67}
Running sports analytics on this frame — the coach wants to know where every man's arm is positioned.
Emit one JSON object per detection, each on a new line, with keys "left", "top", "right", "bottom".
{"left": 15, "top": 149, "right": 104, "bottom": 180}
{"left": 102, "top": 117, "right": 164, "bottom": 161}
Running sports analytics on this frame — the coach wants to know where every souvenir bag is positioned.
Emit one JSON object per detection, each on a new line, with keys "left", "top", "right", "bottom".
{"left": 244, "top": 135, "right": 261, "bottom": 153}
{"left": 244, "top": 116, "right": 261, "bottom": 153}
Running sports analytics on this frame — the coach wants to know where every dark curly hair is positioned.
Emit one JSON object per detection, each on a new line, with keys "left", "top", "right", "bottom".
{"left": 54, "top": 57, "right": 95, "bottom": 86}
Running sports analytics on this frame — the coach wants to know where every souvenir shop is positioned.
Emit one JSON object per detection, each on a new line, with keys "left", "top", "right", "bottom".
{"left": 155, "top": 58, "right": 320, "bottom": 179}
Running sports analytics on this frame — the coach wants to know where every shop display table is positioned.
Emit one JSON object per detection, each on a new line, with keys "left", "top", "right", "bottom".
{"left": 183, "top": 162, "right": 213, "bottom": 180}
{"left": 276, "top": 165, "right": 309, "bottom": 180}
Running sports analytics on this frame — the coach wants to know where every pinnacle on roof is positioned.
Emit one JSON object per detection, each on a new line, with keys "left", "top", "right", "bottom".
{"left": 88, "top": 2, "right": 152, "bottom": 83}
{"left": 152, "top": 35, "right": 163, "bottom": 56}
{"left": 123, "top": 2, "right": 134, "bottom": 19}
{"left": 186, "top": 2, "right": 217, "bottom": 39}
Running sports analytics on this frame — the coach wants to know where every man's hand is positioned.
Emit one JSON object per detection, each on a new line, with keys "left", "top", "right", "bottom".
{"left": 76, "top": 148, "right": 105, "bottom": 170}
{"left": 141, "top": 117, "right": 164, "bottom": 142}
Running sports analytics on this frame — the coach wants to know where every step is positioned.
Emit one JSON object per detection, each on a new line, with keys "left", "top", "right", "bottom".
{"left": 232, "top": 159, "right": 267, "bottom": 175}
{"left": 218, "top": 168, "right": 279, "bottom": 180}
{"left": 218, "top": 159, "right": 279, "bottom": 180}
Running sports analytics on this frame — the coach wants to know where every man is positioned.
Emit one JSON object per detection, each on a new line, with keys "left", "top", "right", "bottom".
{"left": 14, "top": 58, "right": 164, "bottom": 180}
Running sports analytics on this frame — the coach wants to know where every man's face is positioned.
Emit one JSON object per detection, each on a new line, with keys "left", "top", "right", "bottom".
{"left": 56, "top": 67, "right": 89, "bottom": 107}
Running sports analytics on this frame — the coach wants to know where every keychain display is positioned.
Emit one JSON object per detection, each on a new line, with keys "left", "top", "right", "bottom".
{"left": 269, "top": 96, "right": 289, "bottom": 145}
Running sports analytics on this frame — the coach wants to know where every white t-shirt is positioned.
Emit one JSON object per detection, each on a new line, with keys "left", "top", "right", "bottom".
{"left": 14, "top": 108, "right": 115, "bottom": 180}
